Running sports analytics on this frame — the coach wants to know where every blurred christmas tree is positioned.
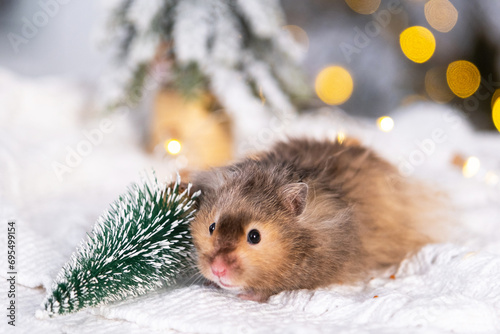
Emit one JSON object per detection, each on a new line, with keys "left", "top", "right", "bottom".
{"left": 104, "top": 0, "right": 309, "bottom": 146}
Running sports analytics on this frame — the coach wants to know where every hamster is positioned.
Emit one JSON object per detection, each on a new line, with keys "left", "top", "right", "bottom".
{"left": 189, "top": 138, "right": 445, "bottom": 302}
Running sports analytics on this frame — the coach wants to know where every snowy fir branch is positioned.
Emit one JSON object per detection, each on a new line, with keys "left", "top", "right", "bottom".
{"left": 38, "top": 175, "right": 200, "bottom": 317}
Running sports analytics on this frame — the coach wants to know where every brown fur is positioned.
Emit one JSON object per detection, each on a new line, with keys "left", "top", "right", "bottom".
{"left": 189, "top": 138, "right": 445, "bottom": 301}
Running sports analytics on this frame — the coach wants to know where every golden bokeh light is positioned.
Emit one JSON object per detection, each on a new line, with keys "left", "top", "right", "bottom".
{"left": 345, "top": 0, "right": 381, "bottom": 14}
{"left": 446, "top": 60, "right": 481, "bottom": 98}
{"left": 337, "top": 132, "right": 346, "bottom": 144}
{"left": 493, "top": 98, "right": 500, "bottom": 133}
{"left": 462, "top": 156, "right": 480, "bottom": 178}
{"left": 282, "top": 25, "right": 309, "bottom": 53}
{"left": 491, "top": 89, "right": 500, "bottom": 109}
{"left": 424, "top": 0, "right": 458, "bottom": 33}
{"left": 165, "top": 139, "right": 182, "bottom": 155}
{"left": 425, "top": 67, "right": 454, "bottom": 103}
{"left": 400, "top": 26, "right": 436, "bottom": 63}
{"left": 315, "top": 66, "right": 354, "bottom": 105}
{"left": 377, "top": 116, "right": 394, "bottom": 132}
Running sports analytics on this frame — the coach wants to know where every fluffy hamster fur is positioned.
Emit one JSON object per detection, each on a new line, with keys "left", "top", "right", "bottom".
{"left": 189, "top": 138, "right": 445, "bottom": 301}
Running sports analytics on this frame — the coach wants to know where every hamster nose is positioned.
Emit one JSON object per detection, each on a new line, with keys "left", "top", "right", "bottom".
{"left": 211, "top": 257, "right": 227, "bottom": 278}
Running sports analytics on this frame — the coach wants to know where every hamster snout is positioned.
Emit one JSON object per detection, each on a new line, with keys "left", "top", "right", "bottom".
{"left": 208, "top": 255, "right": 240, "bottom": 290}
{"left": 210, "top": 257, "right": 227, "bottom": 278}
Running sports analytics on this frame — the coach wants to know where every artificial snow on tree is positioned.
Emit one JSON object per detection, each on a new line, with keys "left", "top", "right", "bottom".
{"left": 37, "top": 175, "right": 200, "bottom": 317}
{"left": 103, "top": 0, "right": 309, "bottom": 140}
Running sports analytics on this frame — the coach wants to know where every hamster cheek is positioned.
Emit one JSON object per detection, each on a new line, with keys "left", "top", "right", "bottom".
{"left": 197, "top": 253, "right": 214, "bottom": 282}
{"left": 191, "top": 233, "right": 217, "bottom": 281}
{"left": 236, "top": 224, "right": 288, "bottom": 290}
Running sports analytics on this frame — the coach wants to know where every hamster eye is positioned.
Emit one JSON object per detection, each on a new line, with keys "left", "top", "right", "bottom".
{"left": 247, "top": 229, "right": 261, "bottom": 245}
{"left": 209, "top": 222, "right": 216, "bottom": 235}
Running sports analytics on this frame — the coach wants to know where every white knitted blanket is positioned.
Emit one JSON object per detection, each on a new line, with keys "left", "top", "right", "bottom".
{"left": 1, "top": 69, "right": 499, "bottom": 333}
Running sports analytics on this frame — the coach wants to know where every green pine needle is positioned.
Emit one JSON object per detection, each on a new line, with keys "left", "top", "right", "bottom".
{"left": 39, "top": 174, "right": 199, "bottom": 317}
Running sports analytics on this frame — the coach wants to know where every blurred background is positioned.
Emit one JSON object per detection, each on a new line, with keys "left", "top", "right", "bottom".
{"left": 1, "top": 1, "right": 499, "bottom": 150}
{"left": 0, "top": 0, "right": 499, "bottom": 206}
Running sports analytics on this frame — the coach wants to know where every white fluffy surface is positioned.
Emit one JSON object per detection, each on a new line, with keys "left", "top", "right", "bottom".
{"left": 1, "top": 69, "right": 500, "bottom": 333}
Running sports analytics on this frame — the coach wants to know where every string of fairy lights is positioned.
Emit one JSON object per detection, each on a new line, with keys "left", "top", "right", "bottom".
{"left": 313, "top": 0, "right": 499, "bottom": 186}
{"left": 315, "top": 0, "right": 500, "bottom": 135}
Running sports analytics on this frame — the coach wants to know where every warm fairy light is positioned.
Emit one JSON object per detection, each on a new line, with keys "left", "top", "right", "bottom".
{"left": 377, "top": 116, "right": 394, "bottom": 132}
{"left": 446, "top": 60, "right": 481, "bottom": 98}
{"left": 282, "top": 25, "right": 309, "bottom": 54}
{"left": 345, "top": 0, "right": 381, "bottom": 14}
{"left": 491, "top": 89, "right": 500, "bottom": 109}
{"left": 337, "top": 132, "right": 346, "bottom": 144}
{"left": 425, "top": 67, "right": 454, "bottom": 103}
{"left": 485, "top": 172, "right": 500, "bottom": 186}
{"left": 165, "top": 139, "right": 182, "bottom": 155}
{"left": 399, "top": 26, "right": 436, "bottom": 63}
{"left": 462, "top": 156, "right": 480, "bottom": 178}
{"left": 424, "top": 0, "right": 458, "bottom": 33}
{"left": 493, "top": 98, "right": 500, "bottom": 132}
{"left": 315, "top": 66, "right": 354, "bottom": 105}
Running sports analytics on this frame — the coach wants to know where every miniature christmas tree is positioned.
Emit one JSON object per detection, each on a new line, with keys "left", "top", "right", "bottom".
{"left": 37, "top": 175, "right": 200, "bottom": 317}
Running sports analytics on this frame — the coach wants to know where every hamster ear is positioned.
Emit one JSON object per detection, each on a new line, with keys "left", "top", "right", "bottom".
{"left": 281, "top": 183, "right": 308, "bottom": 216}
